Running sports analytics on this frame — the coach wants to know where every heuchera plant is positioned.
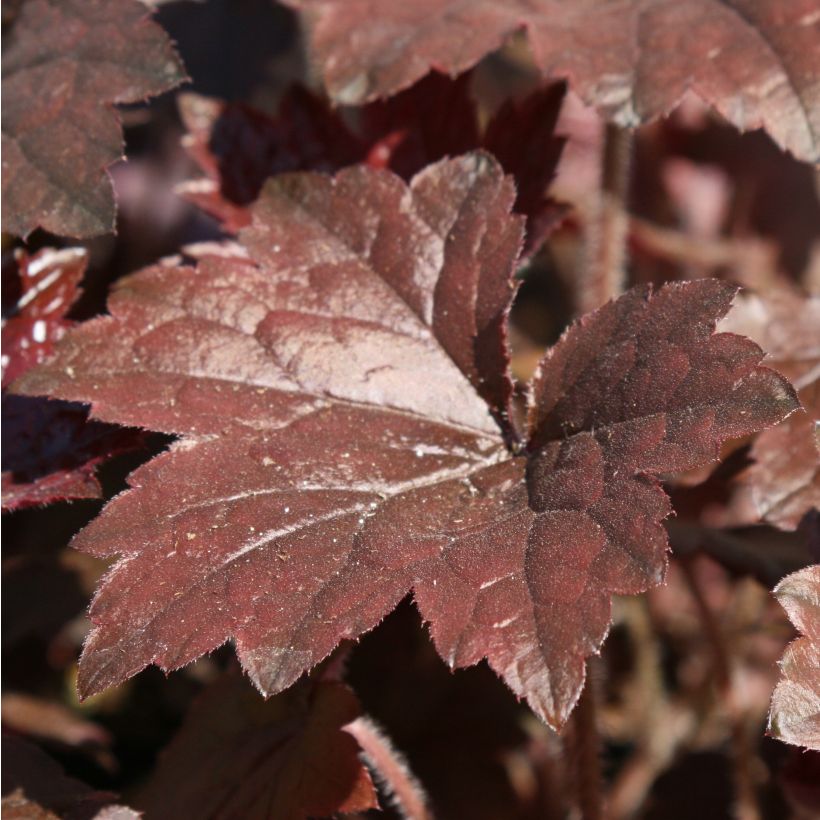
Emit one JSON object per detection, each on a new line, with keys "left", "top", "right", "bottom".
{"left": 3, "top": 1, "right": 819, "bottom": 818}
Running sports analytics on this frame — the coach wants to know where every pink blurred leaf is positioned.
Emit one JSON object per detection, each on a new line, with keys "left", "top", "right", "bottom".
{"left": 768, "top": 565, "right": 820, "bottom": 750}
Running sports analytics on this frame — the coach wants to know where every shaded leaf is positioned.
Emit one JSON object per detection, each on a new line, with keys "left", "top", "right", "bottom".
{"left": 358, "top": 70, "right": 481, "bottom": 178}
{"left": 177, "top": 87, "right": 362, "bottom": 232}
{"left": 1, "top": 735, "right": 137, "bottom": 820}
{"left": 138, "top": 676, "right": 377, "bottom": 820}
{"left": 768, "top": 564, "right": 820, "bottom": 750}
{"left": 2, "top": 0, "right": 186, "bottom": 238}
{"left": 178, "top": 74, "right": 564, "bottom": 247}
{"left": 1, "top": 249, "right": 142, "bottom": 511}
{"left": 289, "top": 0, "right": 820, "bottom": 162}
{"left": 15, "top": 155, "right": 796, "bottom": 728}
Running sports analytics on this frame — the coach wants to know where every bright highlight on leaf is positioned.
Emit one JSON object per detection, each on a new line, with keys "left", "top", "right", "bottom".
{"left": 289, "top": 0, "right": 820, "bottom": 162}
{"left": 768, "top": 565, "right": 820, "bottom": 751}
{"left": 14, "top": 153, "right": 798, "bottom": 729}
{"left": 2, "top": 0, "right": 186, "bottom": 238}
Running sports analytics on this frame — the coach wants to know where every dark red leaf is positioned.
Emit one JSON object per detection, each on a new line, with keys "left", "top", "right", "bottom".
{"left": 359, "top": 71, "right": 481, "bottom": 178}
{"left": 177, "top": 88, "right": 362, "bottom": 232}
{"left": 178, "top": 74, "right": 564, "bottom": 249}
{"left": 138, "top": 676, "right": 378, "bottom": 820}
{"left": 482, "top": 82, "right": 567, "bottom": 253}
{"left": 768, "top": 564, "right": 820, "bottom": 750}
{"left": 1, "top": 395, "right": 141, "bottom": 511}
{"left": 1, "top": 249, "right": 141, "bottom": 511}
{"left": 2, "top": 0, "right": 186, "bottom": 238}
{"left": 2, "top": 248, "right": 87, "bottom": 389}
{"left": 289, "top": 0, "right": 820, "bottom": 162}
{"left": 14, "top": 155, "right": 796, "bottom": 728}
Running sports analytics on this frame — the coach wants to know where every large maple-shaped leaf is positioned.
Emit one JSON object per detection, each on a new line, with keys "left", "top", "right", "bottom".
{"left": 768, "top": 565, "right": 820, "bottom": 750}
{"left": 2, "top": 0, "right": 186, "bottom": 238}
{"left": 138, "top": 676, "right": 377, "bottom": 820}
{"left": 289, "top": 0, "right": 820, "bottom": 163}
{"left": 15, "top": 154, "right": 797, "bottom": 728}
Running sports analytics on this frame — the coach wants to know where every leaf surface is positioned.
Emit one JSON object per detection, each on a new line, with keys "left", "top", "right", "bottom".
{"left": 768, "top": 564, "right": 820, "bottom": 750}
{"left": 2, "top": 0, "right": 186, "bottom": 238}
{"left": 15, "top": 155, "right": 797, "bottom": 728}
{"left": 138, "top": 676, "right": 378, "bottom": 820}
{"left": 289, "top": 0, "right": 820, "bottom": 162}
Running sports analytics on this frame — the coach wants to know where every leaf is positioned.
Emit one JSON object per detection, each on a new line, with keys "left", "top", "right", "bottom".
{"left": 718, "top": 290, "right": 820, "bottom": 391}
{"left": 1, "top": 735, "right": 138, "bottom": 820}
{"left": 178, "top": 74, "right": 564, "bottom": 248}
{"left": 288, "top": 0, "right": 820, "bottom": 162}
{"left": 740, "top": 382, "right": 820, "bottom": 530}
{"left": 2, "top": 0, "right": 186, "bottom": 238}
{"left": 138, "top": 676, "right": 378, "bottom": 820}
{"left": 718, "top": 292, "right": 820, "bottom": 529}
{"left": 177, "top": 87, "right": 362, "bottom": 233}
{"left": 2, "top": 248, "right": 88, "bottom": 389}
{"left": 768, "top": 564, "right": 820, "bottom": 750}
{"left": 2, "top": 248, "right": 142, "bottom": 511}
{"left": 14, "top": 154, "right": 797, "bottom": 728}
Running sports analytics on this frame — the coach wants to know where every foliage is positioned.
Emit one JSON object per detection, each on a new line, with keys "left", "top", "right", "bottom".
{"left": 2, "top": 1, "right": 819, "bottom": 817}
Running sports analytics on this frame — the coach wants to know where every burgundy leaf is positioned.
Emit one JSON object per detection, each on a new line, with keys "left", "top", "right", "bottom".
{"left": 177, "top": 88, "right": 362, "bottom": 232}
{"left": 768, "top": 564, "right": 820, "bottom": 751}
{"left": 2, "top": 248, "right": 141, "bottom": 511}
{"left": 2, "top": 248, "right": 87, "bottom": 389}
{"left": 482, "top": 82, "right": 567, "bottom": 254}
{"left": 289, "top": 0, "right": 820, "bottom": 162}
{"left": 178, "top": 74, "right": 564, "bottom": 250}
{"left": 1, "top": 395, "right": 140, "bottom": 511}
{"left": 359, "top": 71, "right": 481, "bottom": 178}
{"left": 2, "top": 0, "right": 186, "bottom": 238}
{"left": 14, "top": 155, "right": 796, "bottom": 728}
{"left": 138, "top": 676, "right": 378, "bottom": 820}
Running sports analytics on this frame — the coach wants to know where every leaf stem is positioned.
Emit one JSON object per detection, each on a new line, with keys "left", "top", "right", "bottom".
{"left": 678, "top": 557, "right": 762, "bottom": 820}
{"left": 580, "top": 122, "right": 633, "bottom": 313}
{"left": 570, "top": 662, "right": 605, "bottom": 820}
{"left": 346, "top": 716, "right": 433, "bottom": 820}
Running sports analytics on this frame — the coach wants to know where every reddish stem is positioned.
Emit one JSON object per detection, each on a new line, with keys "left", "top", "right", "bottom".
{"left": 581, "top": 122, "right": 633, "bottom": 313}
{"left": 347, "top": 716, "right": 432, "bottom": 820}
{"left": 571, "top": 664, "right": 605, "bottom": 820}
